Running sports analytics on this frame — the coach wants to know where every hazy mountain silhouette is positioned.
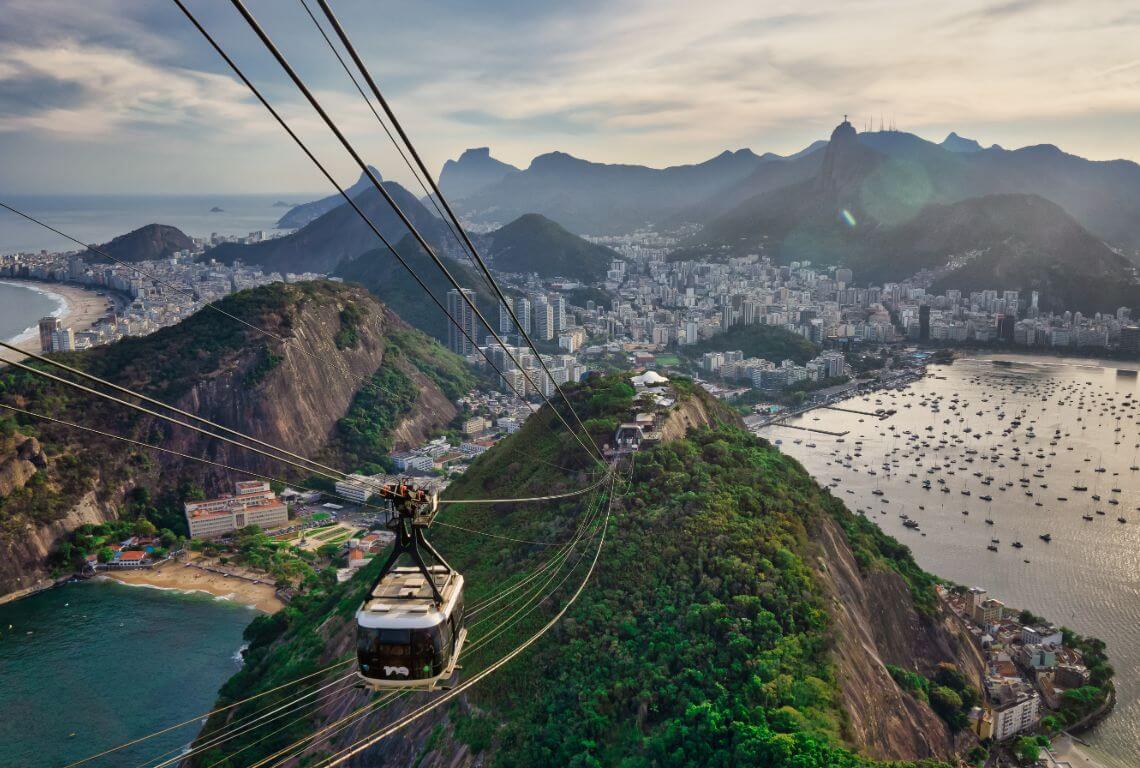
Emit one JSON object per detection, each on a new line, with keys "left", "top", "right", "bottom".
{"left": 275, "top": 166, "right": 384, "bottom": 229}
{"left": 438, "top": 147, "right": 520, "bottom": 200}
{"left": 210, "top": 180, "right": 452, "bottom": 275}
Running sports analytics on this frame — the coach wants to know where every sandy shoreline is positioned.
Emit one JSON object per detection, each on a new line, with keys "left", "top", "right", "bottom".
{"left": 0, "top": 279, "right": 122, "bottom": 358}
{"left": 103, "top": 558, "right": 284, "bottom": 613}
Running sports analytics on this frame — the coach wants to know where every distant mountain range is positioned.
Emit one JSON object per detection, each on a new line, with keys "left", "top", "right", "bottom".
{"left": 439, "top": 128, "right": 1140, "bottom": 259}
{"left": 441, "top": 147, "right": 775, "bottom": 234}
{"left": 664, "top": 120, "right": 1140, "bottom": 312}
{"left": 209, "top": 180, "right": 454, "bottom": 275}
{"left": 216, "top": 124, "right": 1140, "bottom": 313}
{"left": 92, "top": 223, "right": 193, "bottom": 263}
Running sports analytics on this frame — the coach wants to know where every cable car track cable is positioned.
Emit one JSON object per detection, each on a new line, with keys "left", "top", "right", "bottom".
{"left": 56, "top": 658, "right": 355, "bottom": 768}
{"left": 310, "top": 472, "right": 618, "bottom": 767}
{"left": 160, "top": 1, "right": 541, "bottom": 426}
{"left": 172, "top": 0, "right": 604, "bottom": 469}
{"left": 312, "top": 0, "right": 605, "bottom": 466}
{"left": 222, "top": 0, "right": 607, "bottom": 467}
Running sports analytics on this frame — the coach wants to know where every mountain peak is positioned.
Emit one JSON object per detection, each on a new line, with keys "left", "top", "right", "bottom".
{"left": 458, "top": 147, "right": 492, "bottom": 160}
{"left": 830, "top": 117, "right": 858, "bottom": 144}
{"left": 438, "top": 148, "right": 520, "bottom": 200}
{"left": 941, "top": 132, "right": 984, "bottom": 153}
{"left": 817, "top": 118, "right": 877, "bottom": 192}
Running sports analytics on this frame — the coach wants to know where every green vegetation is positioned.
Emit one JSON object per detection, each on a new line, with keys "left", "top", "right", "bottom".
{"left": 431, "top": 375, "right": 950, "bottom": 767}
{"left": 58, "top": 517, "right": 181, "bottom": 569}
{"left": 189, "top": 558, "right": 382, "bottom": 767}
{"left": 565, "top": 286, "right": 614, "bottom": 311}
{"left": 335, "top": 362, "right": 418, "bottom": 471}
{"left": 330, "top": 325, "right": 475, "bottom": 473}
{"left": 886, "top": 665, "right": 929, "bottom": 701}
{"left": 193, "top": 375, "right": 963, "bottom": 767}
{"left": 1013, "top": 735, "right": 1049, "bottom": 764}
{"left": 334, "top": 301, "right": 367, "bottom": 349}
{"left": 387, "top": 327, "right": 480, "bottom": 401}
{"left": 688, "top": 324, "right": 819, "bottom": 365}
{"left": 1051, "top": 629, "right": 1114, "bottom": 727}
{"left": 224, "top": 525, "right": 316, "bottom": 587}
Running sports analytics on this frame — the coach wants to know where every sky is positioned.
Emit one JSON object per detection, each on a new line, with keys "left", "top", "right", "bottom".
{"left": 0, "top": 0, "right": 1138, "bottom": 195}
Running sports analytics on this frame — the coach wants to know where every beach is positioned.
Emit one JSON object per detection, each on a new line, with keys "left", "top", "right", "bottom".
{"left": 103, "top": 557, "right": 284, "bottom": 613}
{"left": 0, "top": 279, "right": 121, "bottom": 357}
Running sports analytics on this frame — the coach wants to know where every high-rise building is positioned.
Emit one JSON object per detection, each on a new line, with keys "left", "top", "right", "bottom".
{"left": 39, "top": 316, "right": 61, "bottom": 353}
{"left": 498, "top": 299, "right": 514, "bottom": 335}
{"left": 551, "top": 295, "right": 567, "bottom": 335}
{"left": 51, "top": 328, "right": 76, "bottom": 352}
{"left": 513, "top": 296, "right": 531, "bottom": 336}
{"left": 446, "top": 288, "right": 478, "bottom": 355}
{"left": 998, "top": 314, "right": 1015, "bottom": 342}
{"left": 919, "top": 305, "right": 930, "bottom": 341}
{"left": 533, "top": 298, "right": 554, "bottom": 340}
{"left": 1120, "top": 326, "right": 1140, "bottom": 355}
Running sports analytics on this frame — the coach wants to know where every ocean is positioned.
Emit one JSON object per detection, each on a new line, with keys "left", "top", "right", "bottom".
{"left": 768, "top": 354, "right": 1140, "bottom": 766}
{"left": 0, "top": 194, "right": 316, "bottom": 255}
{"left": 0, "top": 281, "right": 66, "bottom": 344}
{"left": 0, "top": 579, "right": 252, "bottom": 767}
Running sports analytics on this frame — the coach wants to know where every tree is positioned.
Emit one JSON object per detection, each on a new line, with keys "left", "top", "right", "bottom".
{"left": 929, "top": 685, "right": 964, "bottom": 727}
{"left": 97, "top": 547, "right": 116, "bottom": 563}
{"left": 1014, "top": 736, "right": 1041, "bottom": 764}
{"left": 134, "top": 518, "right": 158, "bottom": 536}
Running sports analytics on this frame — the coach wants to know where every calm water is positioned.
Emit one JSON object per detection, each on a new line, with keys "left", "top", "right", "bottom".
{"left": 0, "top": 194, "right": 316, "bottom": 254}
{"left": 0, "top": 281, "right": 65, "bottom": 343}
{"left": 767, "top": 354, "right": 1140, "bottom": 766}
{"left": 0, "top": 579, "right": 251, "bottom": 767}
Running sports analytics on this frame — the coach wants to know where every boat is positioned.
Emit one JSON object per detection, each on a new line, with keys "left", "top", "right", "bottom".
{"left": 1040, "top": 533, "right": 1052, "bottom": 542}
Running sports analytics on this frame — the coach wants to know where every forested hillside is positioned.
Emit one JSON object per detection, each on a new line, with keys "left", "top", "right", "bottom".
{"left": 189, "top": 375, "right": 981, "bottom": 767}
{"left": 0, "top": 281, "right": 470, "bottom": 598}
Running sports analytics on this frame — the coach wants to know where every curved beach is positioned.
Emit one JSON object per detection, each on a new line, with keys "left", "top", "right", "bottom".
{"left": 0, "top": 280, "right": 120, "bottom": 357}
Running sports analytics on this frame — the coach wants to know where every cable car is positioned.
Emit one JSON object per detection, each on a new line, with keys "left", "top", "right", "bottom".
{"left": 356, "top": 481, "right": 466, "bottom": 690}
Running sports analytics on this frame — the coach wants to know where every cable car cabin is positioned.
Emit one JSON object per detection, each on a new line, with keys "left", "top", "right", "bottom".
{"left": 357, "top": 565, "right": 466, "bottom": 690}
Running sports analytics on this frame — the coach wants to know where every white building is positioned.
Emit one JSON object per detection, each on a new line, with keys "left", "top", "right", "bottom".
{"left": 185, "top": 480, "right": 289, "bottom": 538}
{"left": 334, "top": 474, "right": 378, "bottom": 504}
{"left": 991, "top": 689, "right": 1041, "bottom": 741}
{"left": 1021, "top": 624, "right": 1063, "bottom": 647}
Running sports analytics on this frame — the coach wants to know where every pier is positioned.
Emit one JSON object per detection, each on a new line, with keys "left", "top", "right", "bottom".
{"left": 761, "top": 422, "right": 849, "bottom": 437}
{"left": 819, "top": 405, "right": 894, "bottom": 418}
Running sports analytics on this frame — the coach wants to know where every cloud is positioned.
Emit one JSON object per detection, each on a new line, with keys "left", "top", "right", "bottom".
{"left": 1, "top": 0, "right": 1139, "bottom": 193}
{"left": 0, "top": 40, "right": 268, "bottom": 138}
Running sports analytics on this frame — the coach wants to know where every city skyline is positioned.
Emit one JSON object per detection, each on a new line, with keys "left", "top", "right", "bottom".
{"left": 0, "top": 0, "right": 1138, "bottom": 195}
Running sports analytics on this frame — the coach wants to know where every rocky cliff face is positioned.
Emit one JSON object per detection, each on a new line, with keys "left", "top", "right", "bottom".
{"left": 0, "top": 281, "right": 464, "bottom": 600}
{"left": 813, "top": 514, "right": 986, "bottom": 760}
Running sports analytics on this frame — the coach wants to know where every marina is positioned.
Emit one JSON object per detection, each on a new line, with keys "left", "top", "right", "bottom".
{"left": 762, "top": 354, "right": 1140, "bottom": 767}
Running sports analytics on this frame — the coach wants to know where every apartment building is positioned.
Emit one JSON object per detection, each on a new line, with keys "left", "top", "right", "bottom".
{"left": 185, "top": 480, "right": 288, "bottom": 538}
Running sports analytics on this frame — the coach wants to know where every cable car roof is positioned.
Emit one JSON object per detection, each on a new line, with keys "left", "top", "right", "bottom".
{"left": 358, "top": 566, "right": 463, "bottom": 630}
